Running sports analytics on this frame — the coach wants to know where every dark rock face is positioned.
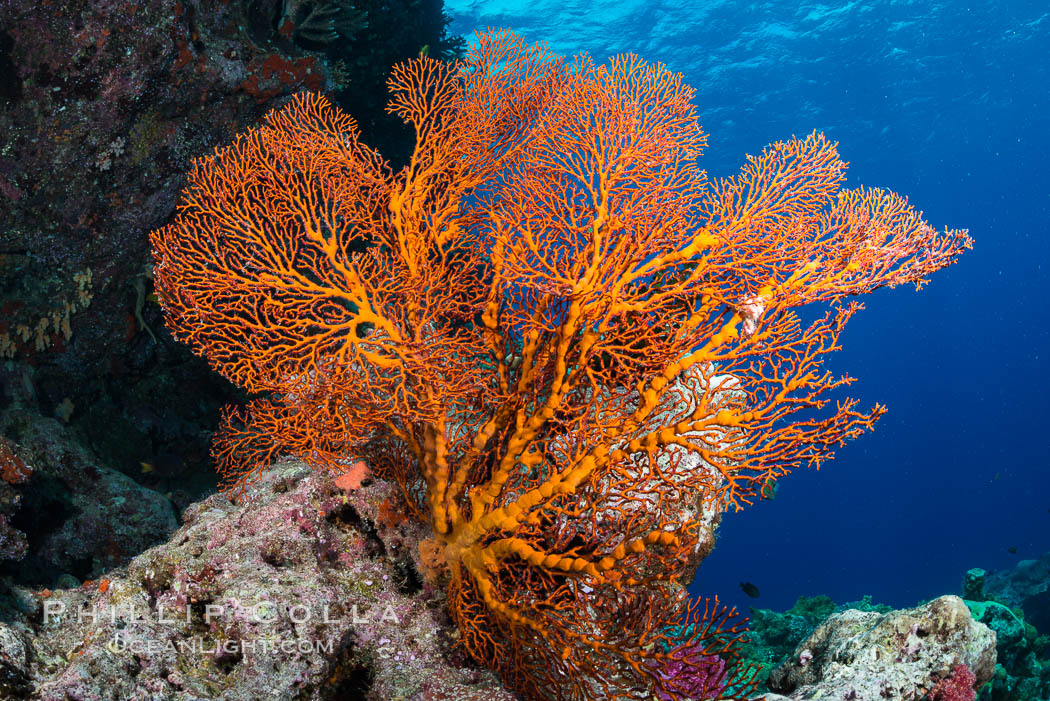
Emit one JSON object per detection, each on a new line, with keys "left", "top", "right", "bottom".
{"left": 0, "top": 405, "right": 177, "bottom": 585}
{"left": 0, "top": 0, "right": 318, "bottom": 503}
{"left": 0, "top": 0, "right": 462, "bottom": 507}
{"left": 0, "top": 436, "right": 32, "bottom": 561}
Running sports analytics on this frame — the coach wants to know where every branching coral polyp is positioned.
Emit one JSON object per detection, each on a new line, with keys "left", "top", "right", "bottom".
{"left": 150, "top": 31, "right": 971, "bottom": 700}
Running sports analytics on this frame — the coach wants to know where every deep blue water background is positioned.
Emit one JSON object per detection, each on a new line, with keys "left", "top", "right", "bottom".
{"left": 445, "top": 1, "right": 1050, "bottom": 618}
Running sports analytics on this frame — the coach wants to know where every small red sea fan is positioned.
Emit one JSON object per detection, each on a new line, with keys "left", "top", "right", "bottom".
{"left": 0, "top": 438, "right": 31, "bottom": 485}
{"left": 652, "top": 642, "right": 729, "bottom": 700}
{"left": 930, "top": 664, "right": 977, "bottom": 701}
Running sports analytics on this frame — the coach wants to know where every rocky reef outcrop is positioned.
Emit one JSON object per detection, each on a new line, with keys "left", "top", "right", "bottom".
{"left": 0, "top": 458, "right": 513, "bottom": 700}
{"left": 762, "top": 595, "right": 995, "bottom": 700}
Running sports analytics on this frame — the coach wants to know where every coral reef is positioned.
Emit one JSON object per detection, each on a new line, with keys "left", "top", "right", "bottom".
{"left": 985, "top": 552, "right": 1050, "bottom": 634}
{"left": 741, "top": 586, "right": 1050, "bottom": 700}
{"left": 964, "top": 556, "right": 1050, "bottom": 700}
{"left": 737, "top": 594, "right": 863, "bottom": 685}
{"left": 149, "top": 30, "right": 969, "bottom": 700}
{"left": 764, "top": 596, "right": 994, "bottom": 700}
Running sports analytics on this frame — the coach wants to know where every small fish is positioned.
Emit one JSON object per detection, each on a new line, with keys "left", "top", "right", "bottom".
{"left": 419, "top": 44, "right": 429, "bottom": 58}
{"left": 739, "top": 581, "right": 760, "bottom": 598}
{"left": 760, "top": 480, "right": 778, "bottom": 500}
{"left": 1008, "top": 546, "right": 1018, "bottom": 554}
{"left": 140, "top": 452, "right": 185, "bottom": 478}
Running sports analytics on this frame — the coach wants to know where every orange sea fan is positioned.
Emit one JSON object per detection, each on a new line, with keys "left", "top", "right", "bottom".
{"left": 150, "top": 30, "right": 970, "bottom": 700}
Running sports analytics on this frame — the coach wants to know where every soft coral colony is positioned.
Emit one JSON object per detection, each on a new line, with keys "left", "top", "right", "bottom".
{"left": 149, "top": 31, "right": 971, "bottom": 700}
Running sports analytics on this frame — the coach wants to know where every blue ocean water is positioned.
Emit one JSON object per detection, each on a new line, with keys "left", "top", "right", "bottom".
{"left": 445, "top": 1, "right": 1050, "bottom": 617}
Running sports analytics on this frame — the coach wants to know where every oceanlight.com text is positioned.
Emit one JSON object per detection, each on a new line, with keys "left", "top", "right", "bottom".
{"left": 108, "top": 635, "right": 339, "bottom": 657}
